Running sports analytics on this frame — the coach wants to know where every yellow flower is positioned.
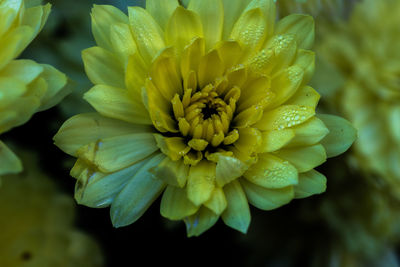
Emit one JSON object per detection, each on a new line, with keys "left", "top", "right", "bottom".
{"left": 54, "top": 0, "right": 356, "bottom": 236}
{"left": 0, "top": 150, "right": 104, "bottom": 267}
{"left": 313, "top": 0, "right": 400, "bottom": 196}
{"left": 0, "top": 0, "right": 70, "bottom": 176}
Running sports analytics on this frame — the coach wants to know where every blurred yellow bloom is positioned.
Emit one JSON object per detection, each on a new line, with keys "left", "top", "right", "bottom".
{"left": 314, "top": 0, "right": 400, "bottom": 196}
{"left": 0, "top": 0, "right": 70, "bottom": 176}
{"left": 275, "top": 0, "right": 358, "bottom": 21}
{"left": 54, "top": 0, "right": 355, "bottom": 236}
{"left": 0, "top": 150, "right": 104, "bottom": 267}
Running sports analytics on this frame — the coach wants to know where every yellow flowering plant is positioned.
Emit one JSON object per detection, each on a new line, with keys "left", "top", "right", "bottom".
{"left": 313, "top": 0, "right": 400, "bottom": 197}
{"left": 0, "top": 0, "right": 70, "bottom": 177}
{"left": 54, "top": 0, "right": 356, "bottom": 236}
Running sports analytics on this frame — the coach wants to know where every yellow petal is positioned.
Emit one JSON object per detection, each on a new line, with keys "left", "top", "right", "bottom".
{"left": 259, "top": 128, "right": 295, "bottom": 153}
{"left": 221, "top": 180, "right": 251, "bottom": 234}
{"left": 0, "top": 59, "right": 43, "bottom": 85}
{"left": 185, "top": 206, "right": 219, "bottom": 237}
{"left": 110, "top": 154, "right": 166, "bottom": 227}
{"left": 0, "top": 140, "right": 22, "bottom": 175}
{"left": 125, "top": 51, "right": 149, "bottom": 98}
{"left": 0, "top": 26, "right": 34, "bottom": 70}
{"left": 275, "top": 14, "right": 314, "bottom": 50}
{"left": 230, "top": 8, "right": 266, "bottom": 56}
{"left": 84, "top": 84, "right": 151, "bottom": 125}
{"left": 219, "top": 43, "right": 245, "bottom": 76}
{"left": 110, "top": 22, "right": 137, "bottom": 65}
{"left": 154, "top": 134, "right": 190, "bottom": 161}
{"left": 215, "top": 155, "right": 248, "bottom": 187}
{"left": 73, "top": 158, "right": 149, "bottom": 208}
{"left": 53, "top": 113, "right": 149, "bottom": 156}
{"left": 37, "top": 64, "right": 69, "bottom": 111}
{"left": 128, "top": 6, "right": 165, "bottom": 63}
{"left": 255, "top": 105, "right": 315, "bottom": 131}
{"left": 204, "top": 186, "right": 227, "bottom": 215}
{"left": 244, "top": 153, "right": 298, "bottom": 188}
{"left": 91, "top": 4, "right": 128, "bottom": 50}
{"left": 293, "top": 49, "right": 315, "bottom": 86}
{"left": 188, "top": 0, "right": 223, "bottom": 50}
{"left": 241, "top": 178, "right": 294, "bottom": 210}
{"left": 267, "top": 65, "right": 304, "bottom": 109}
{"left": 318, "top": 114, "right": 357, "bottom": 158}
{"left": 166, "top": 6, "right": 203, "bottom": 53}
{"left": 261, "top": 33, "right": 297, "bottom": 73}
{"left": 285, "top": 85, "right": 320, "bottom": 108}
{"left": 233, "top": 105, "right": 264, "bottom": 128}
{"left": 146, "top": 0, "right": 179, "bottom": 30}
{"left": 160, "top": 185, "right": 199, "bottom": 220}
{"left": 77, "top": 133, "right": 159, "bottom": 173}
{"left": 187, "top": 160, "right": 216, "bottom": 206}
{"left": 244, "top": 0, "right": 276, "bottom": 38}
{"left": 180, "top": 37, "right": 205, "bottom": 79}
{"left": 82, "top": 46, "right": 125, "bottom": 88}
{"left": 286, "top": 117, "right": 329, "bottom": 147}
{"left": 146, "top": 79, "right": 178, "bottom": 133}
{"left": 150, "top": 48, "right": 182, "bottom": 101}
{"left": 150, "top": 156, "right": 189, "bottom": 187}
{"left": 294, "top": 169, "right": 326, "bottom": 199}
{"left": 233, "top": 127, "right": 262, "bottom": 157}
{"left": 221, "top": 0, "right": 252, "bottom": 39}
{"left": 274, "top": 144, "right": 326, "bottom": 173}
{"left": 197, "top": 49, "right": 224, "bottom": 88}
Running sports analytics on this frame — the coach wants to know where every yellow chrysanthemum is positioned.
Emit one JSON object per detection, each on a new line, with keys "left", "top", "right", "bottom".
{"left": 54, "top": 0, "right": 356, "bottom": 236}
{"left": 0, "top": 150, "right": 104, "bottom": 267}
{"left": 275, "top": 0, "right": 358, "bottom": 21}
{"left": 0, "top": 0, "right": 70, "bottom": 176}
{"left": 313, "top": 0, "right": 400, "bottom": 197}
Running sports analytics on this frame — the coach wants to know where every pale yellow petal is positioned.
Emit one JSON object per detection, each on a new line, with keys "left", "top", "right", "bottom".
{"left": 275, "top": 14, "right": 314, "bottom": 50}
{"left": 255, "top": 105, "right": 315, "bottom": 131}
{"left": 91, "top": 5, "right": 129, "bottom": 51}
{"left": 84, "top": 84, "right": 151, "bottom": 125}
{"left": 53, "top": 113, "right": 150, "bottom": 156}
{"left": 204, "top": 186, "right": 227, "bottom": 215}
{"left": 185, "top": 206, "right": 219, "bottom": 237}
{"left": 221, "top": 0, "right": 252, "bottom": 39}
{"left": 187, "top": 160, "right": 216, "bottom": 206}
{"left": 110, "top": 22, "right": 137, "bottom": 65}
{"left": 318, "top": 114, "right": 357, "bottom": 158}
{"left": 285, "top": 85, "right": 320, "bottom": 108}
{"left": 188, "top": 0, "right": 223, "bottom": 50}
{"left": 82, "top": 46, "right": 125, "bottom": 88}
{"left": 0, "top": 59, "right": 43, "bottom": 84}
{"left": 110, "top": 154, "right": 166, "bottom": 227}
{"left": 241, "top": 178, "right": 294, "bottom": 210}
{"left": 154, "top": 134, "right": 190, "bottom": 161}
{"left": 221, "top": 180, "right": 251, "bottom": 234}
{"left": 244, "top": 153, "right": 298, "bottom": 188}
{"left": 77, "top": 133, "right": 159, "bottom": 173}
{"left": 160, "top": 185, "right": 199, "bottom": 220}
{"left": 73, "top": 158, "right": 149, "bottom": 208}
{"left": 215, "top": 155, "right": 248, "bottom": 187}
{"left": 128, "top": 6, "right": 165, "bottom": 63}
{"left": 293, "top": 49, "right": 315, "bottom": 85}
{"left": 198, "top": 49, "right": 224, "bottom": 88}
{"left": 294, "top": 169, "right": 326, "bottom": 199}
{"left": 146, "top": 0, "right": 179, "bottom": 30}
{"left": 274, "top": 144, "right": 326, "bottom": 173}
{"left": 259, "top": 128, "right": 295, "bottom": 153}
{"left": 150, "top": 156, "right": 189, "bottom": 187}
{"left": 286, "top": 117, "right": 329, "bottom": 147}
{"left": 166, "top": 6, "right": 203, "bottom": 53}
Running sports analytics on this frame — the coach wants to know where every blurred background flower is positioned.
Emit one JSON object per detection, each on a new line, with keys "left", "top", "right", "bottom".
{"left": 0, "top": 149, "right": 104, "bottom": 267}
